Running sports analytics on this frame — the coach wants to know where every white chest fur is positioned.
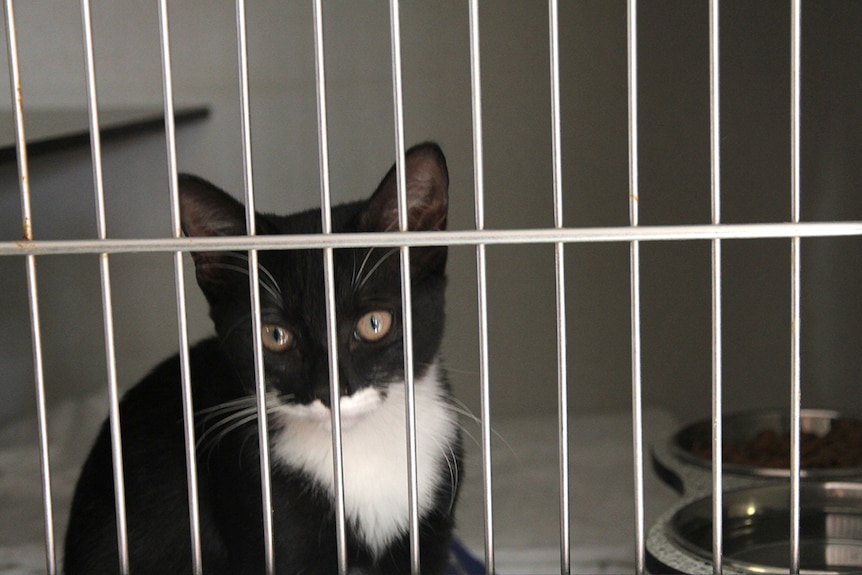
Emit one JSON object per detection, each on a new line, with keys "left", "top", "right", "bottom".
{"left": 270, "top": 363, "right": 459, "bottom": 556}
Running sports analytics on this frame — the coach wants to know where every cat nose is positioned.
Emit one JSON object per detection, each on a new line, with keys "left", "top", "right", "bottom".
{"left": 313, "top": 384, "right": 351, "bottom": 408}
{"left": 312, "top": 372, "right": 351, "bottom": 408}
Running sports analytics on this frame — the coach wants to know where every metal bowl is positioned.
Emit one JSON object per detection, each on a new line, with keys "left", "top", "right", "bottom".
{"left": 671, "top": 409, "right": 862, "bottom": 479}
{"left": 666, "top": 482, "right": 862, "bottom": 574}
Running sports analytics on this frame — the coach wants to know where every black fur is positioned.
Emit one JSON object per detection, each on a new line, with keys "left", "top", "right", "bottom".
{"left": 64, "top": 143, "right": 462, "bottom": 575}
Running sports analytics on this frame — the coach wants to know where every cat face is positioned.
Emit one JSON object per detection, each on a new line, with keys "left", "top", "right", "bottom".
{"left": 179, "top": 143, "right": 449, "bottom": 408}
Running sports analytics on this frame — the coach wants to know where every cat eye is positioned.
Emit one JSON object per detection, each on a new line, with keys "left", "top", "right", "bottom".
{"left": 354, "top": 310, "right": 393, "bottom": 343}
{"left": 261, "top": 324, "right": 294, "bottom": 352}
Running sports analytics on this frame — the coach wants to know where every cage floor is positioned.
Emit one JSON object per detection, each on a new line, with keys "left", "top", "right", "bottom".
{"left": 0, "top": 396, "right": 678, "bottom": 575}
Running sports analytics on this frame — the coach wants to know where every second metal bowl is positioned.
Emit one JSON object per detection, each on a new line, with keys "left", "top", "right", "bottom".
{"left": 666, "top": 482, "right": 862, "bottom": 574}
{"left": 671, "top": 409, "right": 862, "bottom": 480}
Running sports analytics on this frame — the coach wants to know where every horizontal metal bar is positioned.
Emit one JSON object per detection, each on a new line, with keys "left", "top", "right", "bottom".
{"left": 1, "top": 221, "right": 860, "bottom": 257}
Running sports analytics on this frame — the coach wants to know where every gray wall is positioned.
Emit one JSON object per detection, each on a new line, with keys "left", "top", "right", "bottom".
{"left": 1, "top": 1, "right": 860, "bottom": 425}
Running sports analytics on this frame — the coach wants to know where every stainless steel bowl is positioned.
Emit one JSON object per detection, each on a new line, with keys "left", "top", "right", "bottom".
{"left": 667, "top": 482, "right": 862, "bottom": 574}
{"left": 671, "top": 409, "right": 862, "bottom": 479}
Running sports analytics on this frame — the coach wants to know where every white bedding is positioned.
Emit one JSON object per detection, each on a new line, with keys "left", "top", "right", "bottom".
{"left": 0, "top": 397, "right": 679, "bottom": 575}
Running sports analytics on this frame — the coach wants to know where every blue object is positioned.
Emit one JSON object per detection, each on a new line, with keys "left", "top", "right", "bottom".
{"left": 448, "top": 539, "right": 485, "bottom": 574}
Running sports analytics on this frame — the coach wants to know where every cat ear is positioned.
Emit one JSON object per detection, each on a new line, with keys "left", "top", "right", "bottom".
{"left": 359, "top": 143, "right": 449, "bottom": 275}
{"left": 178, "top": 174, "right": 247, "bottom": 238}
{"left": 360, "top": 143, "right": 449, "bottom": 234}
{"left": 178, "top": 174, "right": 248, "bottom": 290}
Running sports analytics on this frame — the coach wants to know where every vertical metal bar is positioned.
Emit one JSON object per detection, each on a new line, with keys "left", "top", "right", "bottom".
{"left": 311, "top": 2, "right": 349, "bottom": 574}
{"left": 312, "top": 0, "right": 334, "bottom": 236}
{"left": 474, "top": 254, "right": 494, "bottom": 575}
{"left": 3, "top": 4, "right": 57, "bottom": 573}
{"left": 397, "top": 249, "right": 419, "bottom": 573}
{"left": 387, "top": 2, "right": 422, "bottom": 573}
{"left": 80, "top": 0, "right": 107, "bottom": 246}
{"left": 626, "top": 1, "right": 646, "bottom": 573}
{"left": 80, "top": 2, "right": 130, "bottom": 572}
{"left": 388, "top": 0, "right": 408, "bottom": 217}
{"left": 24, "top": 258, "right": 56, "bottom": 575}
{"left": 235, "top": 2, "right": 275, "bottom": 573}
{"left": 708, "top": 2, "right": 724, "bottom": 573}
{"left": 3, "top": 0, "right": 29, "bottom": 241}
{"left": 789, "top": 1, "right": 803, "bottom": 573}
{"left": 468, "top": 2, "right": 495, "bottom": 573}
{"left": 157, "top": 2, "right": 203, "bottom": 573}
{"left": 548, "top": 1, "right": 571, "bottom": 573}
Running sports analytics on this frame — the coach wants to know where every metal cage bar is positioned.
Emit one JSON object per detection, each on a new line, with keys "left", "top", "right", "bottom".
{"left": 547, "top": 1, "right": 572, "bottom": 573}
{"left": 311, "top": 2, "right": 350, "bottom": 574}
{"left": 789, "top": 0, "right": 803, "bottom": 572}
{"left": 233, "top": 1, "right": 276, "bottom": 573}
{"left": 3, "top": 3, "right": 58, "bottom": 573}
{"left": 467, "top": 1, "right": 496, "bottom": 573}
{"left": 387, "top": 3, "right": 423, "bottom": 573}
{"left": 626, "top": 1, "right": 647, "bottom": 573}
{"left": 156, "top": 1, "right": 204, "bottom": 572}
{"left": 3, "top": 221, "right": 862, "bottom": 257}
{"left": 80, "top": 2, "right": 131, "bottom": 572}
{"left": 708, "top": 0, "right": 724, "bottom": 573}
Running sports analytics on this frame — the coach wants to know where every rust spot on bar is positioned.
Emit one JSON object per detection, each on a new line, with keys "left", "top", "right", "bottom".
{"left": 22, "top": 217, "right": 33, "bottom": 241}
{"left": 14, "top": 239, "right": 39, "bottom": 252}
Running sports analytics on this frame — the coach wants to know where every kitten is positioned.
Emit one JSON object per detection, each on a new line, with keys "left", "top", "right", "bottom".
{"left": 64, "top": 143, "right": 463, "bottom": 575}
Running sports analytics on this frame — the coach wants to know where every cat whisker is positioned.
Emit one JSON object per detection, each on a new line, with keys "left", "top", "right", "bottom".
{"left": 200, "top": 412, "right": 261, "bottom": 455}
{"left": 426, "top": 364, "right": 479, "bottom": 377}
{"left": 195, "top": 393, "right": 292, "bottom": 454}
{"left": 195, "top": 395, "right": 259, "bottom": 419}
{"left": 455, "top": 421, "right": 480, "bottom": 449}
{"left": 446, "top": 398, "right": 516, "bottom": 457}
{"left": 203, "top": 262, "right": 283, "bottom": 302}
{"left": 219, "top": 313, "right": 254, "bottom": 344}
{"left": 355, "top": 248, "right": 398, "bottom": 291}
{"left": 428, "top": 213, "right": 447, "bottom": 232}
{"left": 424, "top": 434, "right": 460, "bottom": 513}
{"left": 446, "top": 397, "right": 480, "bottom": 423}
{"left": 442, "top": 443, "right": 460, "bottom": 513}
{"left": 196, "top": 392, "right": 290, "bottom": 420}
{"left": 259, "top": 264, "right": 282, "bottom": 298}
{"left": 196, "top": 406, "right": 258, "bottom": 452}
{"left": 353, "top": 247, "right": 377, "bottom": 289}
{"left": 223, "top": 253, "right": 282, "bottom": 296}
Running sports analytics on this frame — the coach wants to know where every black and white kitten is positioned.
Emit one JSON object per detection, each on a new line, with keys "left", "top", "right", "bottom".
{"left": 64, "top": 143, "right": 463, "bottom": 575}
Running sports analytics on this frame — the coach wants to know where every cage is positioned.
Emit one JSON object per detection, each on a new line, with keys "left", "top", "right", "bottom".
{"left": 1, "top": 1, "right": 861, "bottom": 574}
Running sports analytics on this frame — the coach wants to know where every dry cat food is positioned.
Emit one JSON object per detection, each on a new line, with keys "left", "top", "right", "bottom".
{"left": 689, "top": 419, "right": 862, "bottom": 469}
